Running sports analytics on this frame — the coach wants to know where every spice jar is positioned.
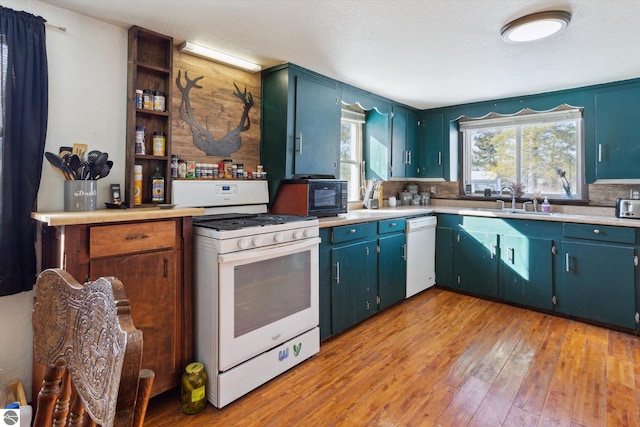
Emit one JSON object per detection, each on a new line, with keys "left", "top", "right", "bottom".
{"left": 181, "top": 362, "right": 207, "bottom": 415}
{"left": 152, "top": 132, "right": 166, "bottom": 156}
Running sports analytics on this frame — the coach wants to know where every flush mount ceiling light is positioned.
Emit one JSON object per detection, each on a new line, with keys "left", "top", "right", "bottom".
{"left": 179, "top": 41, "right": 262, "bottom": 73}
{"left": 501, "top": 10, "right": 571, "bottom": 43}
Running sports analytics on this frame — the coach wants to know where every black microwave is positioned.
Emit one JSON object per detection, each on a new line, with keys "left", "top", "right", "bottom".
{"left": 271, "top": 176, "right": 348, "bottom": 217}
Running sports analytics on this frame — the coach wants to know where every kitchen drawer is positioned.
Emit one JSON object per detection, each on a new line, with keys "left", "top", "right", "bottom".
{"left": 332, "top": 222, "right": 376, "bottom": 244}
{"left": 378, "top": 218, "right": 406, "bottom": 235}
{"left": 90, "top": 220, "right": 177, "bottom": 258}
{"left": 563, "top": 223, "right": 636, "bottom": 244}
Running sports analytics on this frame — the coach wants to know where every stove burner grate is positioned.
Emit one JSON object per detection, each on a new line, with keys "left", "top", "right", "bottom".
{"left": 193, "top": 213, "right": 316, "bottom": 231}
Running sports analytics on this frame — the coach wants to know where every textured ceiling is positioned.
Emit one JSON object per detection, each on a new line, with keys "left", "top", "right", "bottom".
{"left": 41, "top": 0, "right": 640, "bottom": 109}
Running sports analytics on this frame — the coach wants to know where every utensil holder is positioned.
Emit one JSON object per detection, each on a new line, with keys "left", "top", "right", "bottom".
{"left": 64, "top": 180, "right": 97, "bottom": 212}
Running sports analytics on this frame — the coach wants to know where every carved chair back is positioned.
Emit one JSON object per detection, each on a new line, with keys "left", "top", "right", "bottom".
{"left": 32, "top": 268, "right": 154, "bottom": 427}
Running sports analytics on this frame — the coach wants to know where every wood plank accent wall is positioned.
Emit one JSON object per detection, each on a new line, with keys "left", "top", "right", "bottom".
{"left": 171, "top": 47, "right": 261, "bottom": 172}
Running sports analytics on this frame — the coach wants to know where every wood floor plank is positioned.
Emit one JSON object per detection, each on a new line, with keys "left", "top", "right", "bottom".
{"left": 570, "top": 325, "right": 608, "bottom": 427}
{"left": 469, "top": 311, "right": 547, "bottom": 426}
{"left": 537, "top": 323, "right": 588, "bottom": 427}
{"left": 512, "top": 315, "right": 569, "bottom": 415}
{"left": 143, "top": 288, "right": 640, "bottom": 427}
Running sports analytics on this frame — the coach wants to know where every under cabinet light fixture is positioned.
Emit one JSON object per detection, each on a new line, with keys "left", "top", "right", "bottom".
{"left": 179, "top": 41, "right": 262, "bottom": 72}
{"left": 501, "top": 10, "right": 571, "bottom": 43}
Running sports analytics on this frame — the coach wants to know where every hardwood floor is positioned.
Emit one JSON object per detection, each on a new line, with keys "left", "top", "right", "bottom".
{"left": 144, "top": 288, "right": 640, "bottom": 426}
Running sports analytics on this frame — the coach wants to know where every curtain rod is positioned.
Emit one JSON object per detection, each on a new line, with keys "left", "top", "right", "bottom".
{"left": 45, "top": 22, "right": 67, "bottom": 32}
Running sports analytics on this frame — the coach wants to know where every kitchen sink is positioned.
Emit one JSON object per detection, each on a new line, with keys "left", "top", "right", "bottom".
{"left": 461, "top": 207, "right": 557, "bottom": 216}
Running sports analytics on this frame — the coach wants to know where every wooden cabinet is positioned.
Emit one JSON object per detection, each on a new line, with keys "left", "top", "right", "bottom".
{"left": 36, "top": 216, "right": 193, "bottom": 398}
{"left": 557, "top": 223, "right": 638, "bottom": 329}
{"left": 261, "top": 64, "right": 340, "bottom": 202}
{"left": 594, "top": 83, "right": 640, "bottom": 180}
{"left": 126, "top": 26, "right": 173, "bottom": 206}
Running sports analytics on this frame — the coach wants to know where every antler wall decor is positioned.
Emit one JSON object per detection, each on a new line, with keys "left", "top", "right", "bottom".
{"left": 176, "top": 70, "right": 254, "bottom": 156}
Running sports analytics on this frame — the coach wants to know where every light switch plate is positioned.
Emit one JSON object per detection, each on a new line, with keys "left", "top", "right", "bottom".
{"left": 630, "top": 189, "right": 640, "bottom": 200}
{"left": 431, "top": 185, "right": 437, "bottom": 195}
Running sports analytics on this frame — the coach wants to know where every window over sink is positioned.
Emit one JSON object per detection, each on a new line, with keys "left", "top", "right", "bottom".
{"left": 460, "top": 105, "right": 584, "bottom": 200}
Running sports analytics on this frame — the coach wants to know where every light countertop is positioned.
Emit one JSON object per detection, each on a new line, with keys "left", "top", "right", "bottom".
{"left": 320, "top": 204, "right": 640, "bottom": 228}
{"left": 32, "top": 207, "right": 205, "bottom": 226}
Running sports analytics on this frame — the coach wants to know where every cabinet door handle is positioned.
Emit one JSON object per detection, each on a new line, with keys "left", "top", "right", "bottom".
{"left": 403, "top": 243, "right": 407, "bottom": 261}
{"left": 335, "top": 261, "right": 340, "bottom": 284}
{"left": 490, "top": 244, "right": 495, "bottom": 259}
{"left": 507, "top": 246, "right": 514, "bottom": 264}
{"left": 163, "top": 257, "right": 168, "bottom": 277}
{"left": 438, "top": 151, "right": 442, "bottom": 166}
{"left": 598, "top": 144, "right": 602, "bottom": 162}
{"left": 407, "top": 151, "right": 412, "bottom": 165}
{"left": 296, "top": 133, "right": 303, "bottom": 154}
{"left": 565, "top": 253, "right": 570, "bottom": 272}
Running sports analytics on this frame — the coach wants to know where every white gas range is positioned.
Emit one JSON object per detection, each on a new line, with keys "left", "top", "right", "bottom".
{"left": 173, "top": 180, "right": 320, "bottom": 408}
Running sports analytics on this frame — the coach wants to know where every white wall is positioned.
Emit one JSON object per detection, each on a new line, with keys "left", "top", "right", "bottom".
{"left": 0, "top": 0, "right": 127, "bottom": 400}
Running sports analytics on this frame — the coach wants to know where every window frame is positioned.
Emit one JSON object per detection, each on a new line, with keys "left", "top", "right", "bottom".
{"left": 459, "top": 107, "right": 586, "bottom": 201}
{"left": 340, "top": 108, "right": 365, "bottom": 202}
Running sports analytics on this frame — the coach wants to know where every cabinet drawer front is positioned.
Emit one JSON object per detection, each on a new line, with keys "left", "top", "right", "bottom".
{"left": 563, "top": 223, "right": 636, "bottom": 244}
{"left": 90, "top": 220, "right": 176, "bottom": 258}
{"left": 378, "top": 218, "right": 406, "bottom": 234}
{"left": 332, "top": 222, "right": 376, "bottom": 244}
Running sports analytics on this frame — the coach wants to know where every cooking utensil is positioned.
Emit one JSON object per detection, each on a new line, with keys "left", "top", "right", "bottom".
{"left": 97, "top": 160, "right": 113, "bottom": 179}
{"left": 45, "top": 151, "right": 74, "bottom": 180}
{"left": 92, "top": 152, "right": 109, "bottom": 179}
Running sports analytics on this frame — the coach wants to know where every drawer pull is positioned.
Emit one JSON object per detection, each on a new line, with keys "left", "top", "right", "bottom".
{"left": 593, "top": 229, "right": 600, "bottom": 234}
{"left": 125, "top": 234, "right": 149, "bottom": 240}
{"left": 349, "top": 229, "right": 356, "bottom": 234}
{"left": 164, "top": 257, "right": 168, "bottom": 277}
{"left": 391, "top": 222, "right": 396, "bottom": 227}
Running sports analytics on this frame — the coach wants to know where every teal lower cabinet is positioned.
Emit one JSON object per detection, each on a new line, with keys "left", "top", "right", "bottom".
{"left": 378, "top": 218, "right": 407, "bottom": 310}
{"left": 500, "top": 235, "right": 554, "bottom": 310}
{"left": 556, "top": 222, "right": 639, "bottom": 329}
{"left": 331, "top": 239, "right": 378, "bottom": 334}
{"left": 435, "top": 225, "right": 455, "bottom": 289}
{"left": 458, "top": 229, "right": 499, "bottom": 298}
{"left": 318, "top": 228, "right": 333, "bottom": 340}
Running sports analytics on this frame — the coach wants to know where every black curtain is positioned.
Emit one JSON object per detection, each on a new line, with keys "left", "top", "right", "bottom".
{"left": 0, "top": 6, "right": 48, "bottom": 296}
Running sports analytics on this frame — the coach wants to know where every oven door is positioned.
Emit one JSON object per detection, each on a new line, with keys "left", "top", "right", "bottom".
{"left": 217, "top": 237, "right": 320, "bottom": 372}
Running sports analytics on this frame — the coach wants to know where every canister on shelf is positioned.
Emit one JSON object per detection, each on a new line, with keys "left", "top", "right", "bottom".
{"left": 152, "top": 132, "right": 166, "bottom": 156}
{"left": 153, "top": 90, "right": 166, "bottom": 112}
{"left": 135, "top": 89, "right": 143, "bottom": 109}
{"left": 133, "top": 165, "right": 143, "bottom": 205}
{"left": 186, "top": 160, "right": 196, "bottom": 178}
{"left": 135, "top": 126, "right": 146, "bottom": 155}
{"left": 178, "top": 160, "right": 187, "bottom": 178}
{"left": 171, "top": 155, "right": 178, "bottom": 178}
{"left": 142, "top": 89, "right": 153, "bottom": 110}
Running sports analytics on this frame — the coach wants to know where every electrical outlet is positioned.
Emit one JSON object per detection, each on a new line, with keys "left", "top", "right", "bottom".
{"left": 630, "top": 189, "right": 640, "bottom": 199}
{"left": 430, "top": 185, "right": 437, "bottom": 196}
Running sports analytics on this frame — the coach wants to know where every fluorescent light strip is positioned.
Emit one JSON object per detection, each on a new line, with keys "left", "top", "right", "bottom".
{"left": 179, "top": 41, "right": 261, "bottom": 73}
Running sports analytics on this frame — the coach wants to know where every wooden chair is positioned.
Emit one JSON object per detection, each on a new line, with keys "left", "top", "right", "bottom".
{"left": 32, "top": 268, "right": 155, "bottom": 427}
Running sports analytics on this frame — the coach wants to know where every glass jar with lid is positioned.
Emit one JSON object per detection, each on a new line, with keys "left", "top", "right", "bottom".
{"left": 181, "top": 362, "right": 207, "bottom": 414}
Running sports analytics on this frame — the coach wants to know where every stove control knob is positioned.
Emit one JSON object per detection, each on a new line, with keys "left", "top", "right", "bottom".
{"left": 238, "top": 239, "right": 249, "bottom": 249}
{"left": 274, "top": 233, "right": 284, "bottom": 243}
{"left": 252, "top": 236, "right": 262, "bottom": 246}
{"left": 304, "top": 228, "right": 314, "bottom": 237}
{"left": 293, "top": 230, "right": 304, "bottom": 239}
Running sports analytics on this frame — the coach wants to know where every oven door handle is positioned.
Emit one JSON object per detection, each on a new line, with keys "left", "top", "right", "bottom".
{"left": 217, "top": 237, "right": 321, "bottom": 264}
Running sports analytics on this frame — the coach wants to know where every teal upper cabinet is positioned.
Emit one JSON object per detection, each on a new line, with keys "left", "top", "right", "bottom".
{"left": 364, "top": 108, "right": 390, "bottom": 181}
{"left": 420, "top": 112, "right": 444, "bottom": 179}
{"left": 594, "top": 83, "right": 640, "bottom": 180}
{"left": 391, "top": 106, "right": 421, "bottom": 178}
{"left": 261, "top": 64, "right": 340, "bottom": 201}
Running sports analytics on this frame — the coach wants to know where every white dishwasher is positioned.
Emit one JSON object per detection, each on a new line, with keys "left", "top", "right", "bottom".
{"left": 405, "top": 216, "right": 437, "bottom": 298}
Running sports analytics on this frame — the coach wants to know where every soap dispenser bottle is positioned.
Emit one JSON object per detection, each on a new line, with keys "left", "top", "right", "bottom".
{"left": 541, "top": 197, "right": 551, "bottom": 212}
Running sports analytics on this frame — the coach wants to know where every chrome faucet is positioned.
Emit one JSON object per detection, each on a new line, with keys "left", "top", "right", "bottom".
{"left": 501, "top": 185, "right": 517, "bottom": 210}
{"left": 522, "top": 198, "right": 538, "bottom": 212}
